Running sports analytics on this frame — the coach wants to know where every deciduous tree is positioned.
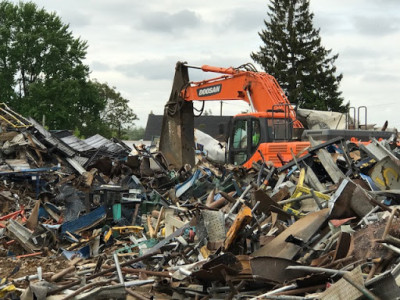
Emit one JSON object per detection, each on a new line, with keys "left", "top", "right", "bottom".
{"left": 0, "top": 1, "right": 136, "bottom": 138}
{"left": 95, "top": 81, "right": 137, "bottom": 139}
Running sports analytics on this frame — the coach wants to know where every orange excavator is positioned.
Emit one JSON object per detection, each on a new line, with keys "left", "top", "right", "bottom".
{"left": 160, "top": 61, "right": 393, "bottom": 168}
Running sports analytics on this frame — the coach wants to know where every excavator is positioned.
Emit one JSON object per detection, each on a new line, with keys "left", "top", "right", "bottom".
{"left": 160, "top": 61, "right": 394, "bottom": 168}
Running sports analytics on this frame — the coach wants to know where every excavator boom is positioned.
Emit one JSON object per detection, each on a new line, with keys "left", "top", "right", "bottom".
{"left": 181, "top": 65, "right": 302, "bottom": 128}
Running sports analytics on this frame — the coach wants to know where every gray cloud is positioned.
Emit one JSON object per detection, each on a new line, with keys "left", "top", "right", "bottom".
{"left": 353, "top": 15, "right": 400, "bottom": 36}
{"left": 136, "top": 9, "right": 202, "bottom": 33}
{"left": 90, "top": 61, "right": 112, "bottom": 72}
{"left": 224, "top": 8, "right": 266, "bottom": 31}
{"left": 361, "top": 73, "right": 400, "bottom": 83}
{"left": 114, "top": 55, "right": 258, "bottom": 82}
{"left": 366, "top": 0, "right": 400, "bottom": 7}
{"left": 115, "top": 58, "right": 178, "bottom": 80}
{"left": 314, "top": 13, "right": 350, "bottom": 35}
{"left": 341, "top": 46, "right": 379, "bottom": 60}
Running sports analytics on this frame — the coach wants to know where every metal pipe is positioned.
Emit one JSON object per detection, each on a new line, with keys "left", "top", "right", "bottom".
{"left": 246, "top": 90, "right": 256, "bottom": 112}
{"left": 62, "top": 279, "right": 113, "bottom": 300}
{"left": 225, "top": 184, "right": 252, "bottom": 221}
{"left": 382, "top": 243, "right": 400, "bottom": 255}
{"left": 114, "top": 253, "right": 124, "bottom": 284}
{"left": 278, "top": 194, "right": 314, "bottom": 205}
{"left": 103, "top": 266, "right": 171, "bottom": 278}
{"left": 286, "top": 266, "right": 348, "bottom": 276}
{"left": 124, "top": 279, "right": 154, "bottom": 287}
{"left": 249, "top": 284, "right": 297, "bottom": 299}
{"left": 382, "top": 207, "right": 397, "bottom": 239}
{"left": 310, "top": 189, "right": 323, "bottom": 209}
{"left": 251, "top": 201, "right": 260, "bottom": 214}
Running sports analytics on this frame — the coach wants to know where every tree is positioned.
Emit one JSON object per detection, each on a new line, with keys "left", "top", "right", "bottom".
{"left": 251, "top": 0, "right": 348, "bottom": 112}
{"left": 0, "top": 1, "right": 106, "bottom": 135}
{"left": 125, "top": 126, "right": 145, "bottom": 140}
{"left": 203, "top": 109, "right": 213, "bottom": 116}
{"left": 95, "top": 81, "right": 137, "bottom": 139}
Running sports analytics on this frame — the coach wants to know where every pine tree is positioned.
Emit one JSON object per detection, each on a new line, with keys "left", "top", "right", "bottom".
{"left": 251, "top": 0, "right": 348, "bottom": 112}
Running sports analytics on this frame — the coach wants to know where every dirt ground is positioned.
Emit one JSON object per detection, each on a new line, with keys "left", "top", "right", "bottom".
{"left": 0, "top": 256, "right": 69, "bottom": 285}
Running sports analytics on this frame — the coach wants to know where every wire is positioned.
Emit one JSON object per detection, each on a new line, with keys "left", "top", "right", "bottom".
{"left": 193, "top": 101, "right": 205, "bottom": 117}
{"left": 165, "top": 82, "right": 190, "bottom": 116}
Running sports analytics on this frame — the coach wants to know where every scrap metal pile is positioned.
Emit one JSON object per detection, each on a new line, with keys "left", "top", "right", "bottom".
{"left": 1, "top": 107, "right": 400, "bottom": 299}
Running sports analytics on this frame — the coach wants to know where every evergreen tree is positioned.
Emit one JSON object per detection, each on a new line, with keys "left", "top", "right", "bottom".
{"left": 251, "top": 0, "right": 348, "bottom": 112}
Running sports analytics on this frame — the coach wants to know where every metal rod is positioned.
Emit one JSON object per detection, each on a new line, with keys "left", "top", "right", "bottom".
{"left": 382, "top": 243, "right": 400, "bottom": 255}
{"left": 62, "top": 280, "right": 112, "bottom": 300}
{"left": 114, "top": 253, "right": 124, "bottom": 284}
{"left": 225, "top": 184, "right": 252, "bottom": 221}
{"left": 286, "top": 265, "right": 349, "bottom": 276}
{"left": 310, "top": 189, "right": 323, "bottom": 209}
{"left": 249, "top": 284, "right": 297, "bottom": 299}
{"left": 382, "top": 207, "right": 397, "bottom": 239}
{"left": 278, "top": 194, "right": 314, "bottom": 205}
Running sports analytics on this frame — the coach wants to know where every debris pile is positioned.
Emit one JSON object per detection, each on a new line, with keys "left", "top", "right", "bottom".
{"left": 1, "top": 105, "right": 400, "bottom": 299}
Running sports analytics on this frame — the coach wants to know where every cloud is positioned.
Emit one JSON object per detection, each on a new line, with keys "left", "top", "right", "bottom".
{"left": 115, "top": 58, "right": 178, "bottom": 80}
{"left": 90, "top": 61, "right": 112, "bottom": 72}
{"left": 353, "top": 15, "right": 400, "bottom": 36}
{"left": 361, "top": 73, "right": 400, "bottom": 83}
{"left": 224, "top": 8, "right": 266, "bottom": 32}
{"left": 136, "top": 9, "right": 202, "bottom": 33}
{"left": 340, "top": 46, "right": 379, "bottom": 60}
{"left": 59, "top": 10, "right": 91, "bottom": 28}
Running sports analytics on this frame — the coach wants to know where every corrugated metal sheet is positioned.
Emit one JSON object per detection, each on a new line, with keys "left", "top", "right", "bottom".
{"left": 61, "top": 135, "right": 94, "bottom": 152}
{"left": 66, "top": 157, "right": 87, "bottom": 174}
{"left": 29, "top": 118, "right": 76, "bottom": 157}
{"left": 71, "top": 155, "right": 89, "bottom": 166}
{"left": 84, "top": 134, "right": 125, "bottom": 153}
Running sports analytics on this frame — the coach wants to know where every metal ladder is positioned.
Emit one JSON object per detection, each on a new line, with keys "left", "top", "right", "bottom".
{"left": 0, "top": 103, "right": 31, "bottom": 129}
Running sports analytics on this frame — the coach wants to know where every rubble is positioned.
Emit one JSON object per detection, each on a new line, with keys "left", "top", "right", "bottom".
{"left": 1, "top": 105, "right": 400, "bottom": 299}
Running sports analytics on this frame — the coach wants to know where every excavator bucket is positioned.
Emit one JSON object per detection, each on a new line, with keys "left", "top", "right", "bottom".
{"left": 159, "top": 62, "right": 195, "bottom": 169}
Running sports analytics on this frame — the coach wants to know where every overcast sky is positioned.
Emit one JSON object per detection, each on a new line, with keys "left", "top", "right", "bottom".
{"left": 12, "top": 0, "right": 400, "bottom": 130}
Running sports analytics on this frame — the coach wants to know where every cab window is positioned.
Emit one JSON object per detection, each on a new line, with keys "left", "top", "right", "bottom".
{"left": 252, "top": 119, "right": 260, "bottom": 147}
{"left": 232, "top": 119, "right": 248, "bottom": 149}
{"left": 231, "top": 119, "right": 248, "bottom": 165}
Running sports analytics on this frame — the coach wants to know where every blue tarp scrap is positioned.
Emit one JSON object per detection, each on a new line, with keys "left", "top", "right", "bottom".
{"left": 60, "top": 205, "right": 106, "bottom": 237}
{"left": 175, "top": 169, "right": 201, "bottom": 198}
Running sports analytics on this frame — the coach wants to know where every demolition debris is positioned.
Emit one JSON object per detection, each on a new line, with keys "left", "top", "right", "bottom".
{"left": 0, "top": 103, "right": 400, "bottom": 299}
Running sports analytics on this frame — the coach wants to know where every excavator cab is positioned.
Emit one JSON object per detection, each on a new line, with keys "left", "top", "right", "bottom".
{"left": 228, "top": 113, "right": 295, "bottom": 166}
